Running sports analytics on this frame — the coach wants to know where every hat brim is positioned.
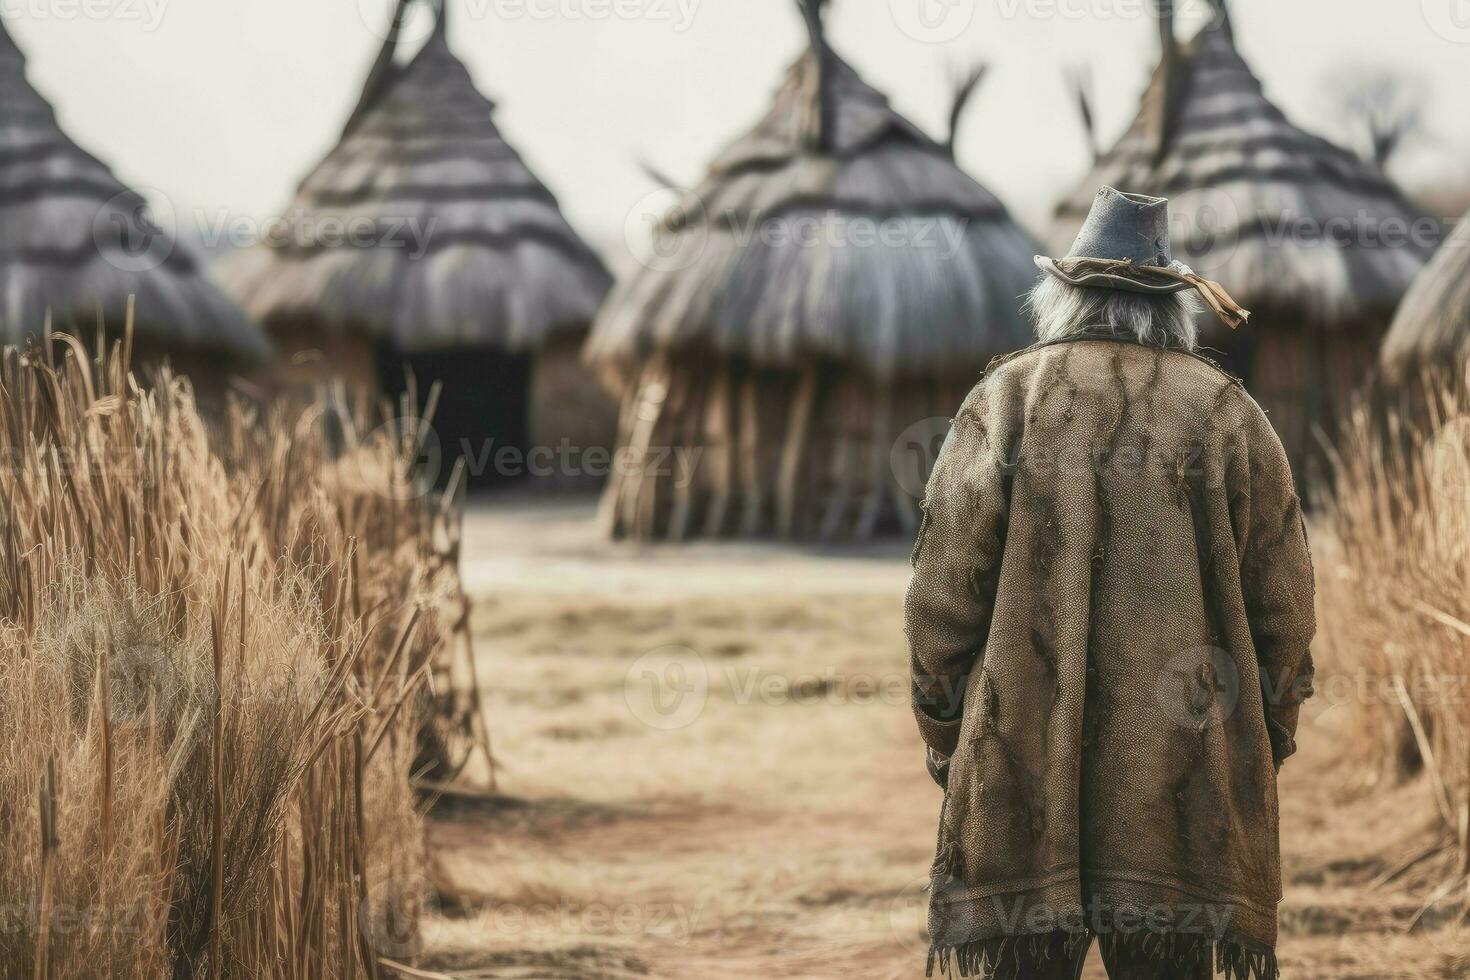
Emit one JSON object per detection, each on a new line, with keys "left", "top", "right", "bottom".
{"left": 1034, "top": 256, "right": 1192, "bottom": 296}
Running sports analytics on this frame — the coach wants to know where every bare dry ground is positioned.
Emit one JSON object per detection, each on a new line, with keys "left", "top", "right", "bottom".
{"left": 412, "top": 494, "right": 1464, "bottom": 980}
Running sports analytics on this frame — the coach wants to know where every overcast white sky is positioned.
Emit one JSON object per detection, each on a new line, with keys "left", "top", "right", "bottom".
{"left": 9, "top": 0, "right": 1470, "bottom": 263}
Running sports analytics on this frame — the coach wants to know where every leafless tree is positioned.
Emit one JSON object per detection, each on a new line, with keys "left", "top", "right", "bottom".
{"left": 1327, "top": 67, "right": 1427, "bottom": 171}
{"left": 946, "top": 62, "right": 988, "bottom": 160}
{"left": 1064, "top": 63, "right": 1099, "bottom": 163}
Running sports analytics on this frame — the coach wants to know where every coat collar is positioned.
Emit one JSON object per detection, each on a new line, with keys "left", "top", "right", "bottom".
{"left": 985, "top": 331, "right": 1241, "bottom": 385}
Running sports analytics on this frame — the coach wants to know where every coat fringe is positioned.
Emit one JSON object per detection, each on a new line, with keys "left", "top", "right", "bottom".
{"left": 926, "top": 931, "right": 1278, "bottom": 980}
{"left": 1214, "top": 939, "right": 1279, "bottom": 980}
{"left": 926, "top": 931, "right": 1089, "bottom": 979}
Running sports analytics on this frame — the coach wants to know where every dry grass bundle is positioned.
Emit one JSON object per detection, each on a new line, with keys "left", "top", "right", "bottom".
{"left": 0, "top": 323, "right": 475, "bottom": 977}
{"left": 1321, "top": 377, "right": 1470, "bottom": 864}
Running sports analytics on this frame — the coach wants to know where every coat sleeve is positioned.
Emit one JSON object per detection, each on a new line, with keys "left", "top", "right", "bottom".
{"left": 905, "top": 383, "right": 1012, "bottom": 762}
{"left": 1238, "top": 411, "right": 1317, "bottom": 769}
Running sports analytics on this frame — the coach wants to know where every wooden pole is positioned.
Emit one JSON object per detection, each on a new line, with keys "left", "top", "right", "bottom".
{"left": 738, "top": 376, "right": 764, "bottom": 537}
{"left": 855, "top": 384, "right": 894, "bottom": 540}
{"left": 820, "top": 377, "right": 857, "bottom": 541}
{"left": 702, "top": 364, "right": 735, "bottom": 538}
{"left": 888, "top": 384, "right": 923, "bottom": 536}
{"left": 598, "top": 384, "right": 639, "bottom": 538}
{"left": 667, "top": 365, "right": 707, "bottom": 542}
{"left": 776, "top": 367, "right": 819, "bottom": 538}
{"left": 640, "top": 365, "right": 688, "bottom": 538}
{"left": 622, "top": 361, "right": 669, "bottom": 538}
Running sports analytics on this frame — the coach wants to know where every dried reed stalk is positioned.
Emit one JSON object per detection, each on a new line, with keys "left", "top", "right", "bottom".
{"left": 1324, "top": 375, "right": 1470, "bottom": 887}
{"left": 0, "top": 325, "right": 475, "bottom": 977}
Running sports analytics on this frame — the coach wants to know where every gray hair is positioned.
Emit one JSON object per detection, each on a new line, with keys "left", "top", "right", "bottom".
{"left": 1025, "top": 275, "right": 1201, "bottom": 351}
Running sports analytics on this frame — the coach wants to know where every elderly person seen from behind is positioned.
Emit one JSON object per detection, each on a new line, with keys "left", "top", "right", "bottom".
{"left": 907, "top": 187, "right": 1315, "bottom": 980}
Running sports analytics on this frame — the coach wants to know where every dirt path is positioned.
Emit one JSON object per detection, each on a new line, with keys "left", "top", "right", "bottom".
{"left": 412, "top": 494, "right": 1462, "bottom": 980}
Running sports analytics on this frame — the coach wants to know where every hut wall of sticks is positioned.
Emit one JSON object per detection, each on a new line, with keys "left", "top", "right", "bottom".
{"left": 1050, "top": 1, "right": 1431, "bottom": 494}
{"left": 584, "top": 0, "right": 1040, "bottom": 541}
{"left": 220, "top": 0, "right": 612, "bottom": 489}
{"left": 0, "top": 15, "right": 270, "bottom": 397}
{"left": 1379, "top": 208, "right": 1470, "bottom": 406}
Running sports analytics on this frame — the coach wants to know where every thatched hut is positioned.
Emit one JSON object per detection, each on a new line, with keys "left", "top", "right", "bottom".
{"left": 584, "top": 0, "right": 1039, "bottom": 541}
{"left": 220, "top": 0, "right": 611, "bottom": 487}
{"left": 0, "top": 16, "right": 267, "bottom": 374}
{"left": 1379, "top": 211, "right": 1470, "bottom": 394}
{"left": 1049, "top": 3, "right": 1431, "bottom": 489}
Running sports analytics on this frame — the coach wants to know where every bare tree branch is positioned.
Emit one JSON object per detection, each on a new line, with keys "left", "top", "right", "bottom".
{"left": 1064, "top": 63, "right": 1098, "bottom": 163}
{"left": 946, "top": 63, "right": 988, "bottom": 160}
{"left": 1326, "top": 67, "right": 1427, "bottom": 171}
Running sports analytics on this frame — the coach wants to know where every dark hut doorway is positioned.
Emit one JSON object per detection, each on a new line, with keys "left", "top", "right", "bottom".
{"left": 377, "top": 344, "right": 531, "bottom": 491}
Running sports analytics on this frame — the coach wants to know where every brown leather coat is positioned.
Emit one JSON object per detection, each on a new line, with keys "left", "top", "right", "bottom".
{"left": 906, "top": 338, "right": 1315, "bottom": 979}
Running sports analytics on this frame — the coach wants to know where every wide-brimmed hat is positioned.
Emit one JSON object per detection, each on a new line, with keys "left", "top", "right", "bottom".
{"left": 1035, "top": 185, "right": 1250, "bottom": 329}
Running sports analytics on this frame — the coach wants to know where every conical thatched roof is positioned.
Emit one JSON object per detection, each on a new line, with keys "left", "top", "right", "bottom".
{"left": 1380, "top": 211, "right": 1470, "bottom": 384}
{"left": 0, "top": 17, "right": 265, "bottom": 357}
{"left": 1049, "top": 15, "right": 1429, "bottom": 338}
{"left": 584, "top": 0, "right": 1039, "bottom": 380}
{"left": 221, "top": 0, "right": 610, "bottom": 353}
